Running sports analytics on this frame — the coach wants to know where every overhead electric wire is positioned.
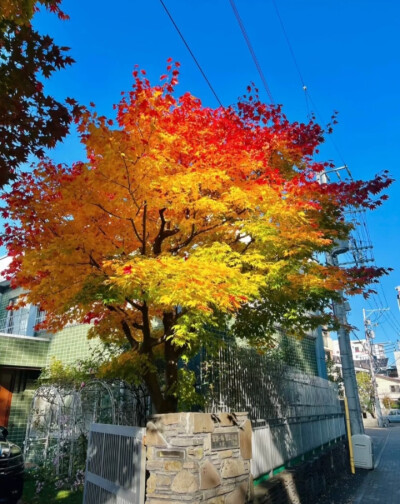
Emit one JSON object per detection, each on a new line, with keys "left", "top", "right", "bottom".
{"left": 158, "top": 0, "right": 223, "bottom": 107}
{"left": 359, "top": 207, "right": 400, "bottom": 335}
{"left": 228, "top": 0, "right": 274, "bottom": 104}
{"left": 271, "top": 0, "right": 305, "bottom": 88}
{"left": 267, "top": 0, "right": 400, "bottom": 363}
{"left": 270, "top": 0, "right": 347, "bottom": 165}
{"left": 345, "top": 202, "right": 400, "bottom": 339}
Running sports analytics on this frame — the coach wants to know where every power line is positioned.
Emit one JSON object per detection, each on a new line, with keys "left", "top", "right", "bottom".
{"left": 228, "top": 0, "right": 274, "bottom": 104}
{"left": 158, "top": 0, "right": 223, "bottom": 107}
{"left": 271, "top": 0, "right": 305, "bottom": 88}
{"left": 269, "top": 1, "right": 400, "bottom": 365}
{"left": 270, "top": 0, "right": 347, "bottom": 165}
{"left": 345, "top": 205, "right": 400, "bottom": 338}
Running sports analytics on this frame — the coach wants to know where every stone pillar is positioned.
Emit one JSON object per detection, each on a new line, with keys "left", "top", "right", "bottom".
{"left": 145, "top": 412, "right": 252, "bottom": 504}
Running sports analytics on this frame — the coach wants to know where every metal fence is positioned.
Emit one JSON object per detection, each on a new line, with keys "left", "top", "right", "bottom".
{"left": 203, "top": 345, "right": 345, "bottom": 478}
{"left": 251, "top": 414, "right": 345, "bottom": 478}
{"left": 204, "top": 345, "right": 342, "bottom": 420}
{"left": 83, "top": 423, "right": 146, "bottom": 504}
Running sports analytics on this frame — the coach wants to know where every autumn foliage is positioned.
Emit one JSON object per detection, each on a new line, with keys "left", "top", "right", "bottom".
{"left": 1, "top": 62, "right": 392, "bottom": 412}
{"left": 0, "top": 0, "right": 78, "bottom": 186}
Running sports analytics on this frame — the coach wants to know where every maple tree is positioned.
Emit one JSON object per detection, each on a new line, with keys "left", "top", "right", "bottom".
{"left": 1, "top": 62, "right": 392, "bottom": 412}
{"left": 0, "top": 0, "right": 78, "bottom": 186}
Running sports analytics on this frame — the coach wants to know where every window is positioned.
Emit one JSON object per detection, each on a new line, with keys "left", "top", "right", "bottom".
{"left": 2, "top": 297, "right": 30, "bottom": 335}
{"left": 5, "top": 298, "right": 17, "bottom": 333}
{"left": 35, "top": 308, "right": 46, "bottom": 327}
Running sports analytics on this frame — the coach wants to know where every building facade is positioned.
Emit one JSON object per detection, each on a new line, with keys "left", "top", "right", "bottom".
{"left": 0, "top": 257, "right": 96, "bottom": 444}
{"left": 331, "top": 338, "right": 387, "bottom": 362}
{"left": 375, "top": 375, "right": 400, "bottom": 410}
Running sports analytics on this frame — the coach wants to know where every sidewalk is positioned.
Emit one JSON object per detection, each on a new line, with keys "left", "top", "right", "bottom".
{"left": 352, "top": 425, "right": 400, "bottom": 504}
{"left": 316, "top": 424, "right": 400, "bottom": 504}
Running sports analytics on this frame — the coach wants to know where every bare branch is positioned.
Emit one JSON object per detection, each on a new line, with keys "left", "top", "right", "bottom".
{"left": 169, "top": 222, "right": 224, "bottom": 253}
{"left": 125, "top": 297, "right": 144, "bottom": 312}
{"left": 90, "top": 202, "right": 124, "bottom": 220}
{"left": 241, "top": 237, "right": 254, "bottom": 254}
{"left": 153, "top": 208, "right": 180, "bottom": 255}
{"left": 142, "top": 201, "right": 147, "bottom": 255}
{"left": 128, "top": 217, "right": 143, "bottom": 244}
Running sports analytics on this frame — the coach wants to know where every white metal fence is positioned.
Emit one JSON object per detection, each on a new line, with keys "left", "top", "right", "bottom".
{"left": 203, "top": 345, "right": 346, "bottom": 478}
{"left": 83, "top": 423, "right": 146, "bottom": 504}
{"left": 251, "top": 414, "right": 345, "bottom": 479}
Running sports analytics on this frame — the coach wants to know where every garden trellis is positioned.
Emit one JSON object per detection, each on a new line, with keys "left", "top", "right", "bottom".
{"left": 24, "top": 379, "right": 150, "bottom": 479}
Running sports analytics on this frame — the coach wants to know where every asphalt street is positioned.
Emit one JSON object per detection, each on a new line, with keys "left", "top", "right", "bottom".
{"left": 316, "top": 424, "right": 400, "bottom": 504}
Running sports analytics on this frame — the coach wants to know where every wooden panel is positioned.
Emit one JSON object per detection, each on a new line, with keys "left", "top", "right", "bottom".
{"left": 0, "top": 369, "right": 14, "bottom": 426}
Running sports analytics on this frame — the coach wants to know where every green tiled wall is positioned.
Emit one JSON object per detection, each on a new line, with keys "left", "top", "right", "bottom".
{"left": 46, "top": 324, "right": 101, "bottom": 366}
{"left": 0, "top": 335, "right": 49, "bottom": 367}
{"left": 0, "top": 283, "right": 103, "bottom": 447}
{"left": 7, "top": 375, "right": 38, "bottom": 446}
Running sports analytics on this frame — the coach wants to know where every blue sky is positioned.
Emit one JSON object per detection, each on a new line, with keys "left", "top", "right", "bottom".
{"left": 27, "top": 0, "right": 400, "bottom": 360}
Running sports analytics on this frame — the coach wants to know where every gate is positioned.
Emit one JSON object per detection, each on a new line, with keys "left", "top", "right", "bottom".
{"left": 83, "top": 423, "right": 146, "bottom": 504}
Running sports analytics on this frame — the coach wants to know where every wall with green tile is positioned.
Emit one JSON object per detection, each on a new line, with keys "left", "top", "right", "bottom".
{"left": 0, "top": 334, "right": 49, "bottom": 368}
{"left": 46, "top": 324, "right": 101, "bottom": 366}
{"left": 0, "top": 281, "right": 105, "bottom": 448}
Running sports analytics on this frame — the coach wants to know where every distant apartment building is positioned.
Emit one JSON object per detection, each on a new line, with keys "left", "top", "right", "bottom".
{"left": 331, "top": 338, "right": 388, "bottom": 372}
{"left": 332, "top": 338, "right": 386, "bottom": 361}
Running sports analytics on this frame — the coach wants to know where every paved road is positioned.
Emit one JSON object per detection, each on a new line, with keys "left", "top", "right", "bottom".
{"left": 353, "top": 425, "right": 400, "bottom": 504}
{"left": 317, "top": 424, "right": 400, "bottom": 504}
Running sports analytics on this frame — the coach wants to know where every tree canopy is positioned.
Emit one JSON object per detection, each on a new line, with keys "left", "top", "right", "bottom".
{"left": 1, "top": 62, "right": 392, "bottom": 412}
{"left": 0, "top": 0, "right": 78, "bottom": 186}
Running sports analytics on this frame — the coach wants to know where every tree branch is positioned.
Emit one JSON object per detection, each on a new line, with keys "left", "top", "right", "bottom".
{"left": 153, "top": 208, "right": 180, "bottom": 255}
{"left": 169, "top": 222, "right": 224, "bottom": 253}
{"left": 142, "top": 201, "right": 147, "bottom": 255}
{"left": 128, "top": 217, "right": 143, "bottom": 244}
{"left": 125, "top": 297, "right": 144, "bottom": 312}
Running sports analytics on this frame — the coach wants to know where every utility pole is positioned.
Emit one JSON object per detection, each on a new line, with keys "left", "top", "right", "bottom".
{"left": 319, "top": 167, "right": 365, "bottom": 435}
{"left": 395, "top": 286, "right": 400, "bottom": 311}
{"left": 363, "top": 308, "right": 387, "bottom": 427}
{"left": 327, "top": 246, "right": 364, "bottom": 435}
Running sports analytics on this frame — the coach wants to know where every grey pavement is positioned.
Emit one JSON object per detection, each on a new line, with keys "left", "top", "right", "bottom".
{"left": 315, "top": 424, "right": 400, "bottom": 504}
{"left": 352, "top": 425, "right": 400, "bottom": 504}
